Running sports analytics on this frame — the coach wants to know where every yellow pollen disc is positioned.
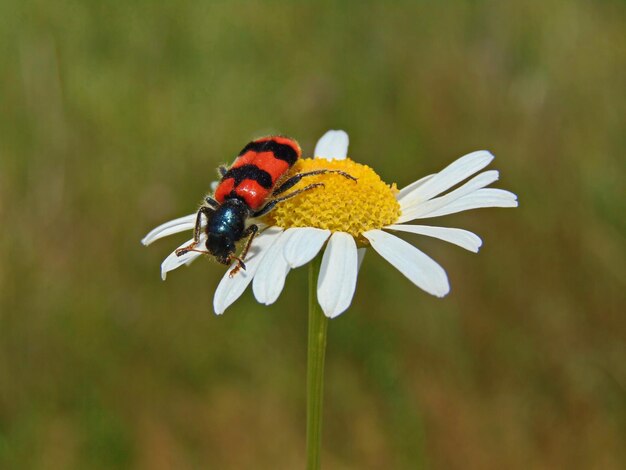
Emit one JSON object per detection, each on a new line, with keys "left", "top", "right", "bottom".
{"left": 264, "top": 158, "right": 400, "bottom": 243}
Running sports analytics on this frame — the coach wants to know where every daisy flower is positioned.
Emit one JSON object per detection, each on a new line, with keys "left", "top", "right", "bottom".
{"left": 142, "top": 130, "right": 518, "bottom": 317}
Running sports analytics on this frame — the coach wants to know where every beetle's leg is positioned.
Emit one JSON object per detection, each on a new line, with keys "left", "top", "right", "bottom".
{"left": 252, "top": 183, "right": 325, "bottom": 218}
{"left": 272, "top": 169, "right": 356, "bottom": 196}
{"left": 182, "top": 248, "right": 212, "bottom": 255}
{"left": 227, "top": 256, "right": 246, "bottom": 275}
{"left": 175, "top": 206, "right": 214, "bottom": 257}
{"left": 205, "top": 196, "right": 219, "bottom": 209}
{"left": 238, "top": 224, "right": 259, "bottom": 263}
{"left": 229, "top": 224, "right": 259, "bottom": 277}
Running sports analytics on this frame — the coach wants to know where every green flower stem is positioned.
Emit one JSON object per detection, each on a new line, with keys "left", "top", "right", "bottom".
{"left": 306, "top": 254, "right": 328, "bottom": 470}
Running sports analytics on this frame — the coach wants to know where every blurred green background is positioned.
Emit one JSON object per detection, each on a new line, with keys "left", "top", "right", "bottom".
{"left": 1, "top": 0, "right": 625, "bottom": 468}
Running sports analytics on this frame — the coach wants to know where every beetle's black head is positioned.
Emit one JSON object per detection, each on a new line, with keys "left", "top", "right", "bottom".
{"left": 205, "top": 198, "right": 249, "bottom": 264}
{"left": 206, "top": 233, "right": 236, "bottom": 265}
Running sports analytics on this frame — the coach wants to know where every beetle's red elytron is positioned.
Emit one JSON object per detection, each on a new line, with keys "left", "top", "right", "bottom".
{"left": 175, "top": 136, "right": 356, "bottom": 276}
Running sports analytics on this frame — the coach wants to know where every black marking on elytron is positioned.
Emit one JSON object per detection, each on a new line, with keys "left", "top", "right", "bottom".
{"left": 226, "top": 190, "right": 250, "bottom": 205}
{"left": 222, "top": 164, "right": 273, "bottom": 189}
{"left": 238, "top": 139, "right": 299, "bottom": 166}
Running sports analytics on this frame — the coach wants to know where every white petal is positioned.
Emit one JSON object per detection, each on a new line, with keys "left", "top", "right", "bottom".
{"left": 252, "top": 231, "right": 292, "bottom": 305}
{"left": 398, "top": 170, "right": 499, "bottom": 222}
{"left": 160, "top": 234, "right": 207, "bottom": 280}
{"left": 401, "top": 150, "right": 494, "bottom": 205}
{"left": 396, "top": 174, "right": 436, "bottom": 201}
{"left": 419, "top": 188, "right": 518, "bottom": 218}
{"left": 282, "top": 227, "right": 331, "bottom": 268}
{"left": 317, "top": 232, "right": 358, "bottom": 318}
{"left": 384, "top": 224, "right": 482, "bottom": 253}
{"left": 142, "top": 213, "right": 197, "bottom": 246}
{"left": 363, "top": 229, "right": 449, "bottom": 297}
{"left": 314, "top": 130, "right": 349, "bottom": 160}
{"left": 213, "top": 227, "right": 283, "bottom": 314}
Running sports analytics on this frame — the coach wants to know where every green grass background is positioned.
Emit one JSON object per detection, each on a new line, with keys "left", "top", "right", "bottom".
{"left": 1, "top": 0, "right": 625, "bottom": 468}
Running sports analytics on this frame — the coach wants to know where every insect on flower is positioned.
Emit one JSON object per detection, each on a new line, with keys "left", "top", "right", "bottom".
{"left": 174, "top": 136, "right": 356, "bottom": 276}
{"left": 143, "top": 130, "right": 518, "bottom": 317}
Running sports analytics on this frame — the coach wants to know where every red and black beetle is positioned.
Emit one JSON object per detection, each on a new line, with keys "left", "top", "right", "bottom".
{"left": 175, "top": 136, "right": 356, "bottom": 275}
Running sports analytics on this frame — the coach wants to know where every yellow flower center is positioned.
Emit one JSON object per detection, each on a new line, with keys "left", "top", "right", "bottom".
{"left": 264, "top": 158, "right": 400, "bottom": 242}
